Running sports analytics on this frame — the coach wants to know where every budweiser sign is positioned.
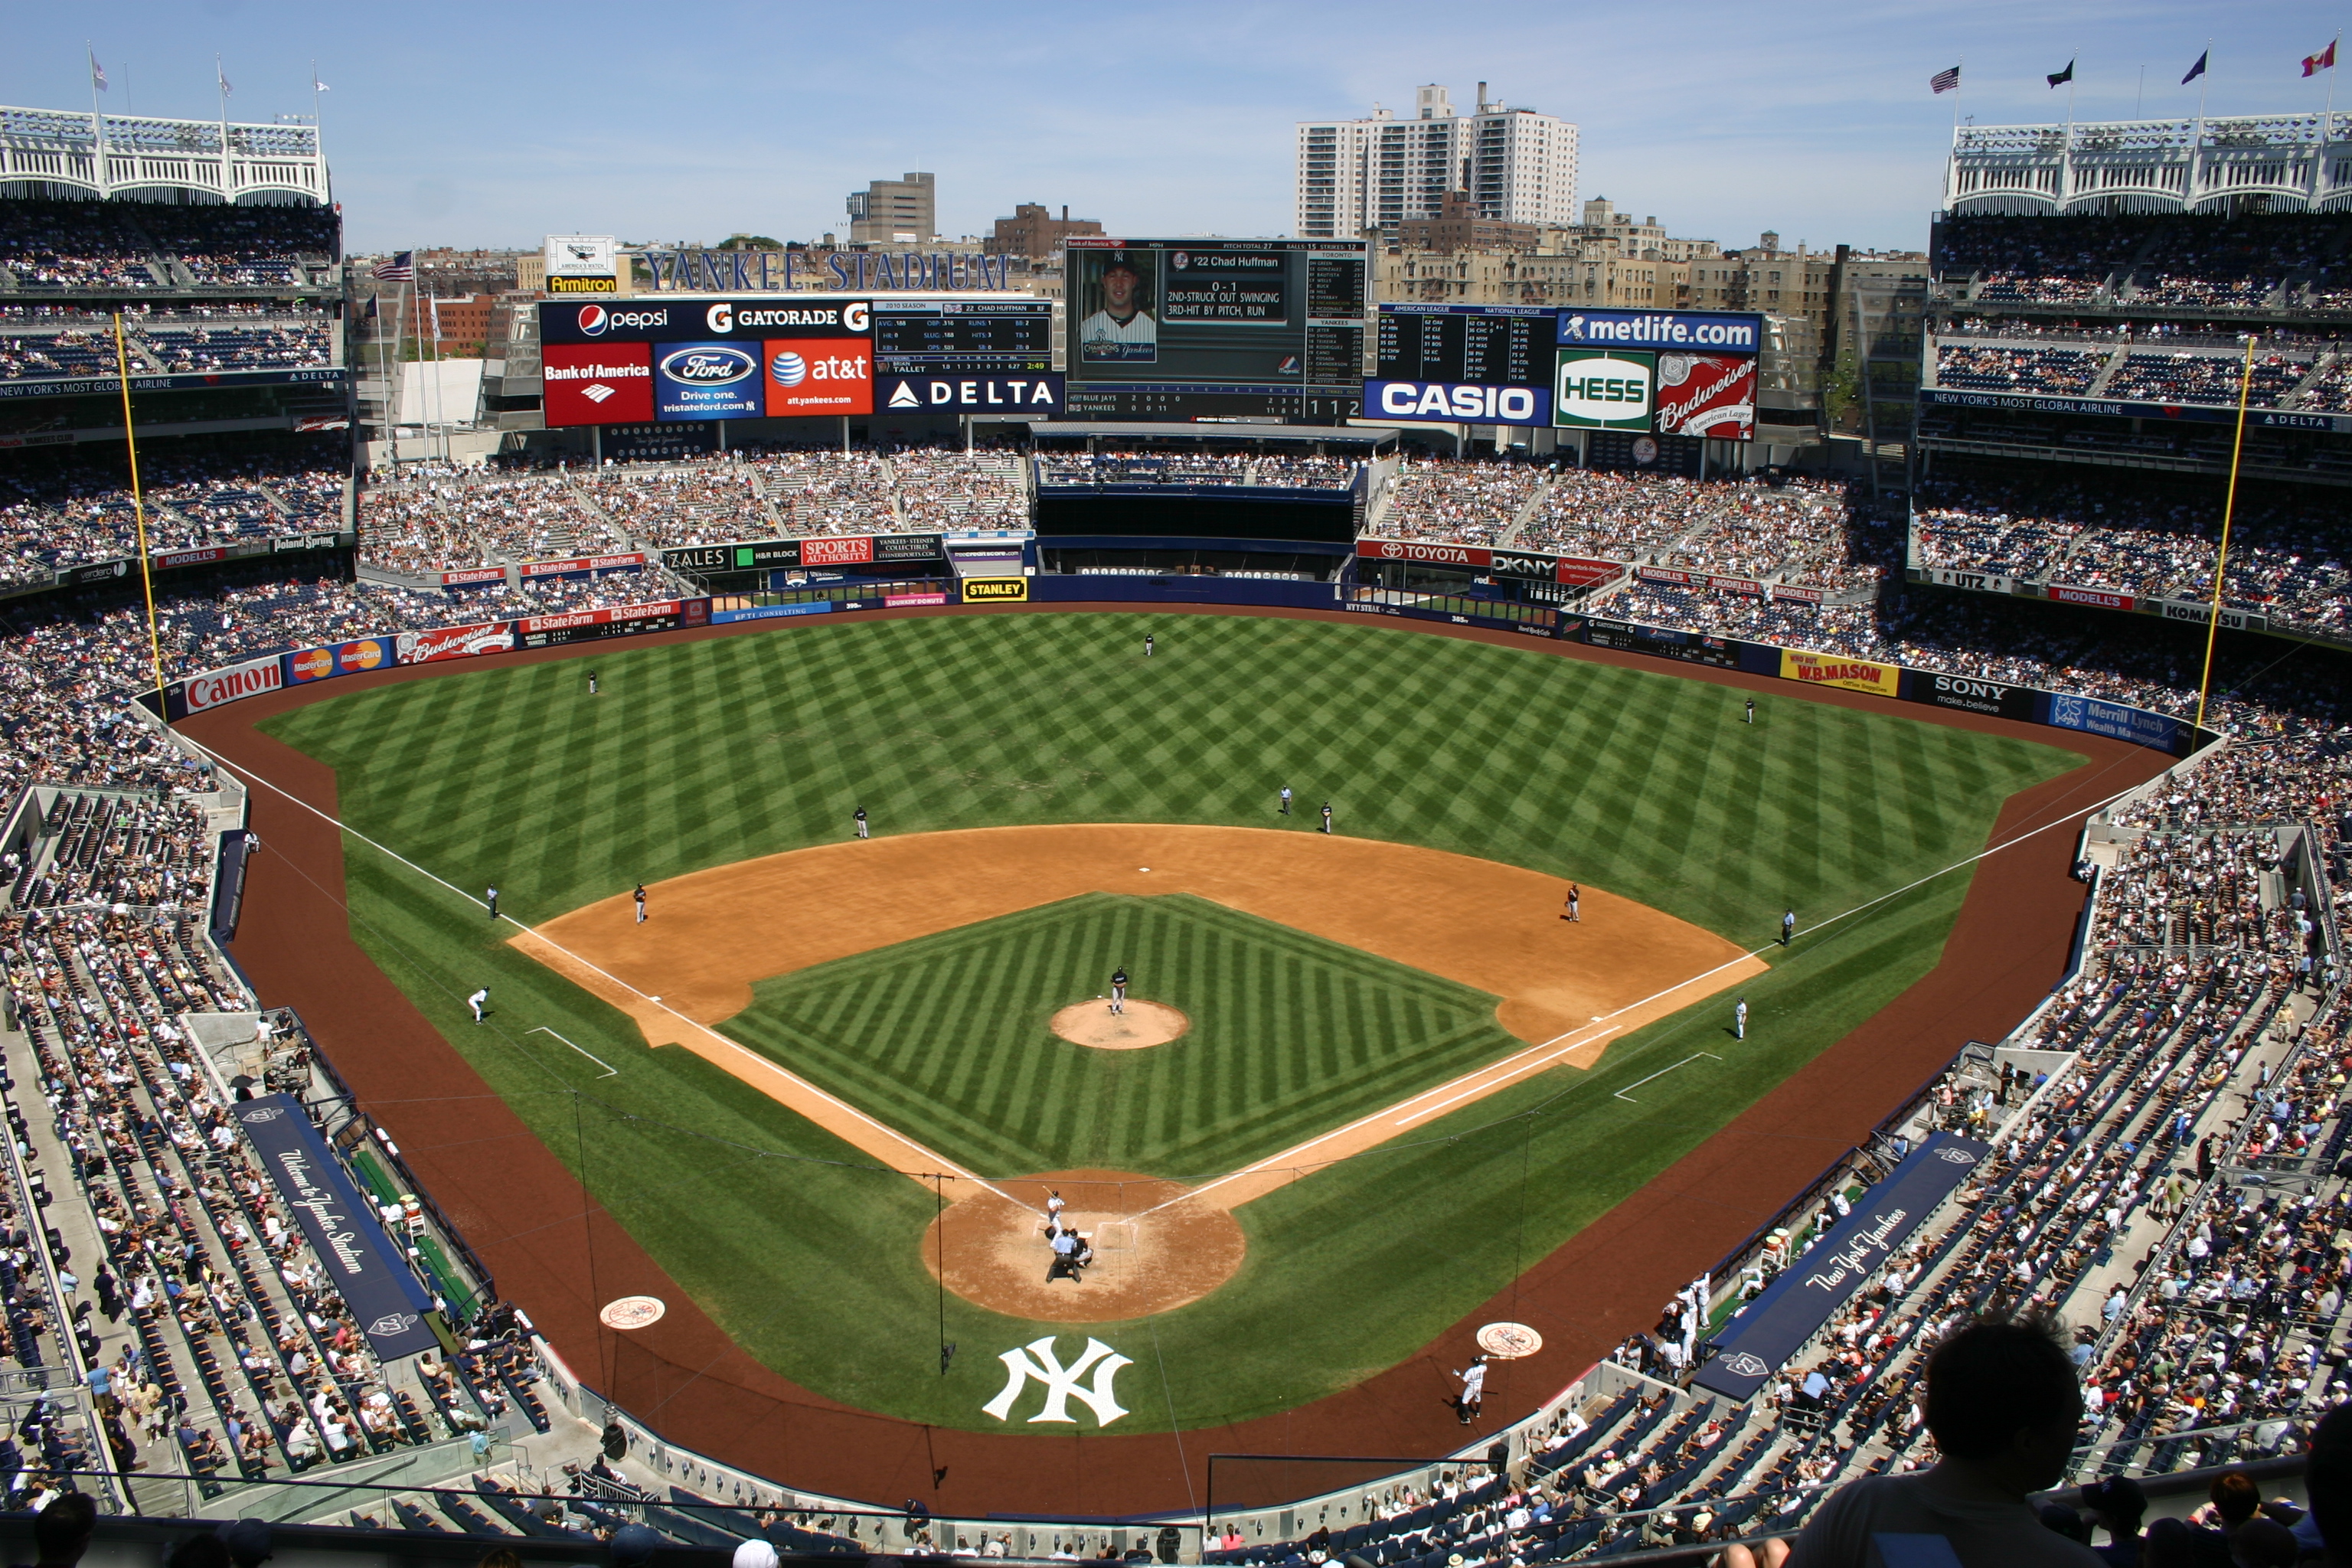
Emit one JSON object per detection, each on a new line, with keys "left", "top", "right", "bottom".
{"left": 1652, "top": 353, "right": 1756, "bottom": 440}
{"left": 185, "top": 655, "right": 283, "bottom": 712}
{"left": 397, "top": 622, "right": 513, "bottom": 664}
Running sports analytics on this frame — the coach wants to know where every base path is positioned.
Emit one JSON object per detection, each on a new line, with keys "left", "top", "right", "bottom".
{"left": 509, "top": 825, "right": 1764, "bottom": 1186}
{"left": 178, "top": 600, "right": 2174, "bottom": 1517}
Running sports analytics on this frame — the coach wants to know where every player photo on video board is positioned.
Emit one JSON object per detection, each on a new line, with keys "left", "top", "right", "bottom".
{"left": 1074, "top": 248, "right": 1158, "bottom": 364}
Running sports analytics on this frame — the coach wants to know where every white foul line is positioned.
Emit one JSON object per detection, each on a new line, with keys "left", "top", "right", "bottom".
{"left": 1390, "top": 1027, "right": 1621, "bottom": 1128}
{"left": 1612, "top": 1051, "right": 1721, "bottom": 1102}
{"left": 178, "top": 736, "right": 1029, "bottom": 1210}
{"left": 527, "top": 1025, "right": 619, "bottom": 1079}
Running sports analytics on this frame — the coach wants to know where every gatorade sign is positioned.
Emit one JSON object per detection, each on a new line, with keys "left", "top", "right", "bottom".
{"left": 1553, "top": 351, "right": 1655, "bottom": 430}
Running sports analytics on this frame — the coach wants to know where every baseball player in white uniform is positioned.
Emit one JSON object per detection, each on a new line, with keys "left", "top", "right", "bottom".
{"left": 1079, "top": 253, "right": 1156, "bottom": 355}
{"left": 468, "top": 988, "right": 488, "bottom": 1024}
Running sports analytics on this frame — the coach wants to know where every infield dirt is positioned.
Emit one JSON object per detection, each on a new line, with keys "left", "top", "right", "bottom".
{"left": 509, "top": 824, "right": 1767, "bottom": 1188}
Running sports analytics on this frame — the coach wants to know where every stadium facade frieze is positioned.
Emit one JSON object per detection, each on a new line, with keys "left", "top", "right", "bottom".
{"left": 642, "top": 249, "right": 1021, "bottom": 292}
{"left": 0, "top": 365, "right": 348, "bottom": 403}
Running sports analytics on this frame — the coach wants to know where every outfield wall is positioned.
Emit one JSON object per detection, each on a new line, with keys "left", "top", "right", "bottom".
{"left": 140, "top": 574, "right": 2209, "bottom": 759}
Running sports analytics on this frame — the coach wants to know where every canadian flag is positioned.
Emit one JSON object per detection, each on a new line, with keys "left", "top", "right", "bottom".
{"left": 2305, "top": 38, "right": 2337, "bottom": 76}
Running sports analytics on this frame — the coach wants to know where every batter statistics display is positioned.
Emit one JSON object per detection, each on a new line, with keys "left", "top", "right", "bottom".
{"left": 537, "top": 297, "right": 1062, "bottom": 426}
{"left": 1063, "top": 238, "right": 1366, "bottom": 424}
{"left": 1369, "top": 305, "right": 1555, "bottom": 426}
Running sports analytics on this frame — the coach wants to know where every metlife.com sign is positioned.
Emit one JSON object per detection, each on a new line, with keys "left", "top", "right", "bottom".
{"left": 1557, "top": 309, "right": 1763, "bottom": 354}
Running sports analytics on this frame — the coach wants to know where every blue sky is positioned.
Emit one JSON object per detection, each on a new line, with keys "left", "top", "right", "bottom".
{"left": 8, "top": 1, "right": 2348, "bottom": 254}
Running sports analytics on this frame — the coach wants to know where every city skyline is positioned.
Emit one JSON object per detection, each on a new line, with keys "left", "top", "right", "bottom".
{"left": 5, "top": 0, "right": 2349, "bottom": 254}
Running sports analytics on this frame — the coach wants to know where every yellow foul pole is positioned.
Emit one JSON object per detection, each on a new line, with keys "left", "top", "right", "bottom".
{"left": 2193, "top": 335, "right": 2257, "bottom": 740}
{"left": 110, "top": 312, "right": 169, "bottom": 721}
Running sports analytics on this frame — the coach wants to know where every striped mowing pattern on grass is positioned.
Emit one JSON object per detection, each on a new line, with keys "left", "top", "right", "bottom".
{"left": 718, "top": 892, "right": 1515, "bottom": 1179}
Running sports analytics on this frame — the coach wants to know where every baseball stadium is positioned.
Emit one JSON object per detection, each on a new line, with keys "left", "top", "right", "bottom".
{"left": 0, "top": 59, "right": 2347, "bottom": 1568}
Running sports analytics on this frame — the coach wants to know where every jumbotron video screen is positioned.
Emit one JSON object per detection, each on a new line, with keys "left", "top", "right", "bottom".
{"left": 1062, "top": 237, "right": 1366, "bottom": 424}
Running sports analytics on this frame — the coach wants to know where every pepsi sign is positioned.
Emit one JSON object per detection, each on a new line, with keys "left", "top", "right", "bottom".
{"left": 652, "top": 341, "right": 762, "bottom": 420}
{"left": 1364, "top": 380, "right": 1550, "bottom": 426}
{"left": 573, "top": 304, "right": 672, "bottom": 338}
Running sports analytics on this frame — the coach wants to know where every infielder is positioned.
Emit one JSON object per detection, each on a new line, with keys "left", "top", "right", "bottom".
{"left": 854, "top": 807, "right": 870, "bottom": 840}
{"left": 1454, "top": 1356, "right": 1488, "bottom": 1425}
{"left": 1563, "top": 884, "right": 1581, "bottom": 923}
{"left": 1109, "top": 968, "right": 1128, "bottom": 1015}
{"left": 485, "top": 884, "right": 498, "bottom": 920}
{"left": 1734, "top": 997, "right": 1748, "bottom": 1040}
{"left": 634, "top": 883, "right": 647, "bottom": 924}
{"left": 1279, "top": 786, "right": 1292, "bottom": 816}
{"left": 1320, "top": 802, "right": 1333, "bottom": 834}
{"left": 468, "top": 988, "right": 489, "bottom": 1024}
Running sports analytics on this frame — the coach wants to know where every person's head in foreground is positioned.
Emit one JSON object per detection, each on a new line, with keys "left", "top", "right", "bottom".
{"left": 1920, "top": 1305, "right": 2082, "bottom": 1495}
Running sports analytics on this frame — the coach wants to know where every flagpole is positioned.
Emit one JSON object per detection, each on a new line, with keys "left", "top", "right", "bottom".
{"left": 1954, "top": 55, "right": 1964, "bottom": 132}
{"left": 110, "top": 313, "right": 168, "bottom": 722}
{"left": 2193, "top": 42, "right": 2210, "bottom": 208}
{"left": 215, "top": 54, "right": 231, "bottom": 201}
{"left": 86, "top": 43, "right": 106, "bottom": 188}
{"left": 2193, "top": 335, "right": 2257, "bottom": 741}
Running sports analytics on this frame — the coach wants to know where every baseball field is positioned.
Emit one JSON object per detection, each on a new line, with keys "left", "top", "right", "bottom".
{"left": 247, "top": 609, "right": 2081, "bottom": 1438}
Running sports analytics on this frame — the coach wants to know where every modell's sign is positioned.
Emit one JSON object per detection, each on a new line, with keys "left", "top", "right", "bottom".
{"left": 185, "top": 656, "right": 283, "bottom": 712}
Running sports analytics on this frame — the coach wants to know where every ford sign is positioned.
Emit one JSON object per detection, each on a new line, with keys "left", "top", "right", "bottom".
{"left": 659, "top": 346, "right": 756, "bottom": 385}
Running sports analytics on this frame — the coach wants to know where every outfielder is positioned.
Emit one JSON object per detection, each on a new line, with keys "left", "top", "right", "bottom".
{"left": 589, "top": 671, "right": 599, "bottom": 695}
{"left": 1144, "top": 633, "right": 1154, "bottom": 658}
{"left": 1109, "top": 967, "right": 1128, "bottom": 1015}
{"left": 1744, "top": 697, "right": 1754, "bottom": 724}
{"left": 1279, "top": 785, "right": 1292, "bottom": 816}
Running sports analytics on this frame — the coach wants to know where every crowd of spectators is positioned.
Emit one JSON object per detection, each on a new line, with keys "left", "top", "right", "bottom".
{"left": 1935, "top": 344, "right": 2106, "bottom": 395}
{"left": 358, "top": 475, "right": 627, "bottom": 575}
{"left": 1376, "top": 456, "right": 1546, "bottom": 545}
{"left": 0, "top": 436, "right": 350, "bottom": 589}
{"left": 577, "top": 462, "right": 773, "bottom": 548}
{"left": 2101, "top": 351, "right": 2311, "bottom": 407}
{"left": 892, "top": 449, "right": 1027, "bottom": 530}
{"left": 0, "top": 199, "right": 335, "bottom": 292}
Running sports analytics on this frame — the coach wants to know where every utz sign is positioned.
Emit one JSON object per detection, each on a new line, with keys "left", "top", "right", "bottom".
{"left": 1554, "top": 351, "right": 1655, "bottom": 430}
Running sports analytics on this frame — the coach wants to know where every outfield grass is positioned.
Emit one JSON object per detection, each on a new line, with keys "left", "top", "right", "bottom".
{"left": 264, "top": 611, "right": 2081, "bottom": 1431}
{"left": 721, "top": 891, "right": 1519, "bottom": 1178}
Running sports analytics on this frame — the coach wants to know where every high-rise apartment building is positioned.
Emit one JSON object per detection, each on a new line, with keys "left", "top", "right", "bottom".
{"left": 848, "top": 172, "right": 936, "bottom": 245}
{"left": 1295, "top": 83, "right": 1576, "bottom": 240}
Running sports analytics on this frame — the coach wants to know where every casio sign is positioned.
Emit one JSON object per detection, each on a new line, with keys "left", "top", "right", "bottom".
{"left": 660, "top": 347, "right": 756, "bottom": 385}
{"left": 1374, "top": 381, "right": 1540, "bottom": 423}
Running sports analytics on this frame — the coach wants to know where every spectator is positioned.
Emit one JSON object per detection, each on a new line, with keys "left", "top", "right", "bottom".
{"left": 31, "top": 1491, "right": 96, "bottom": 1568}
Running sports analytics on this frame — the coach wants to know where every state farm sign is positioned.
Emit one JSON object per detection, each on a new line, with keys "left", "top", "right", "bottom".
{"left": 185, "top": 656, "right": 283, "bottom": 712}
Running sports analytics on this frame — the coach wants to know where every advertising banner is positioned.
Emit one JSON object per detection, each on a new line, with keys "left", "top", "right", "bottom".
{"left": 962, "top": 577, "right": 1030, "bottom": 603}
{"left": 541, "top": 298, "right": 871, "bottom": 346}
{"left": 652, "top": 342, "right": 763, "bottom": 421}
{"left": 1780, "top": 649, "right": 1901, "bottom": 697}
{"left": 2154, "top": 597, "right": 2265, "bottom": 632}
{"left": 1902, "top": 669, "right": 2040, "bottom": 721}
{"left": 877, "top": 371, "right": 1063, "bottom": 415}
{"left": 233, "top": 1095, "right": 439, "bottom": 1361}
{"left": 541, "top": 343, "right": 654, "bottom": 427}
{"left": 1694, "top": 1134, "right": 1988, "bottom": 1400}
{"left": 2042, "top": 692, "right": 2190, "bottom": 753}
{"left": 155, "top": 546, "right": 229, "bottom": 570}
{"left": 1559, "top": 309, "right": 1763, "bottom": 354}
{"left": 288, "top": 638, "right": 394, "bottom": 683}
{"left": 398, "top": 622, "right": 514, "bottom": 665}
{"left": 884, "top": 592, "right": 949, "bottom": 606}
{"left": 1769, "top": 583, "right": 1825, "bottom": 604}
{"left": 1919, "top": 386, "right": 2352, "bottom": 435}
{"left": 1927, "top": 567, "right": 2013, "bottom": 595}
{"left": 1651, "top": 353, "right": 1756, "bottom": 440}
{"left": 520, "top": 553, "right": 645, "bottom": 580}
{"left": 544, "top": 234, "right": 619, "bottom": 295}
{"left": 1558, "top": 557, "right": 1623, "bottom": 587}
{"left": 1362, "top": 380, "right": 1551, "bottom": 426}
{"left": 764, "top": 338, "right": 874, "bottom": 416}
{"left": 185, "top": 655, "right": 284, "bottom": 713}
{"left": 1554, "top": 350, "right": 1656, "bottom": 430}
{"left": 712, "top": 601, "right": 835, "bottom": 625}
{"left": 2050, "top": 583, "right": 2135, "bottom": 612}
{"left": 439, "top": 566, "right": 508, "bottom": 588}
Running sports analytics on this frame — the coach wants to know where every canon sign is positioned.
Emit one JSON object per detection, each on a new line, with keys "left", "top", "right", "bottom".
{"left": 185, "top": 656, "right": 283, "bottom": 713}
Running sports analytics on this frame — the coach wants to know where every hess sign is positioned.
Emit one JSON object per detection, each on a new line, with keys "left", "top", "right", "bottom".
{"left": 1554, "top": 350, "right": 1655, "bottom": 430}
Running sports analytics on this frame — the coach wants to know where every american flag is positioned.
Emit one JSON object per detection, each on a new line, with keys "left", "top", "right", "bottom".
{"left": 373, "top": 250, "right": 414, "bottom": 282}
{"left": 1929, "top": 65, "right": 1960, "bottom": 95}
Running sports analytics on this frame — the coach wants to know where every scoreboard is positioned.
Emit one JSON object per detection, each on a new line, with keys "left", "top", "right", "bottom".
{"left": 1367, "top": 303, "right": 1555, "bottom": 426}
{"left": 1063, "top": 237, "right": 1366, "bottom": 425}
{"left": 874, "top": 299, "right": 1052, "bottom": 376}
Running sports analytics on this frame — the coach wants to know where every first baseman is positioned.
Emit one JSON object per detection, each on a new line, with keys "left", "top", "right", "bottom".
{"left": 1109, "top": 967, "right": 1128, "bottom": 1014}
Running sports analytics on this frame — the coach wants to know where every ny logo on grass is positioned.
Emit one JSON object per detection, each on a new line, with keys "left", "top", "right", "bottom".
{"left": 982, "top": 1336, "right": 1132, "bottom": 1426}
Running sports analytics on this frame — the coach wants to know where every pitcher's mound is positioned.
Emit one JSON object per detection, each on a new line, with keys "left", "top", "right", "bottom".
{"left": 1050, "top": 999, "right": 1189, "bottom": 1049}
{"left": 923, "top": 1170, "right": 1244, "bottom": 1322}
